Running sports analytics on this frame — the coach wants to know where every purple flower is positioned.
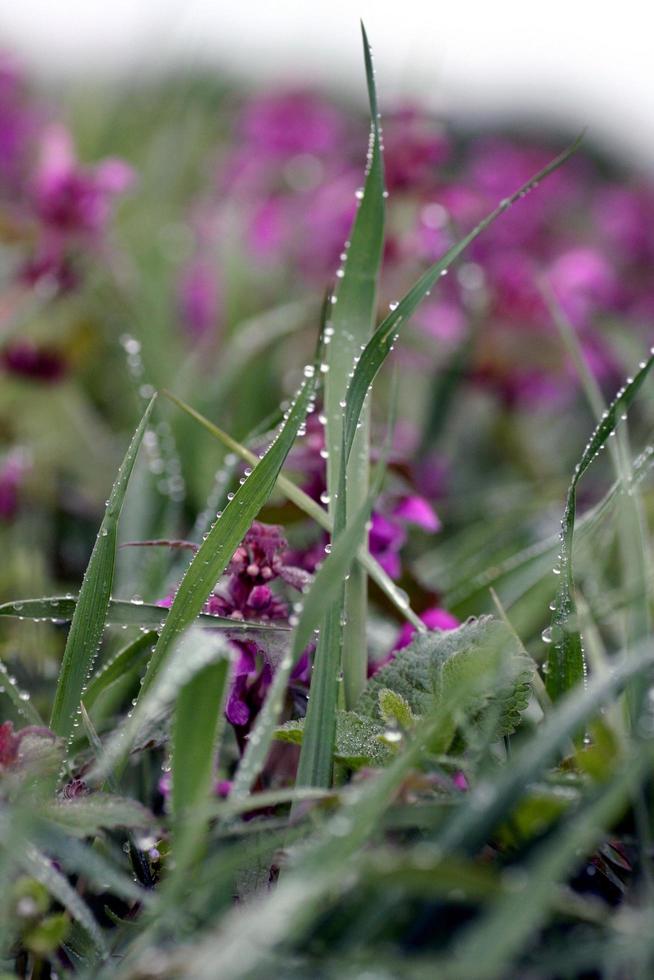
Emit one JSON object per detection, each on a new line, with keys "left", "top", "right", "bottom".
{"left": 2, "top": 340, "right": 67, "bottom": 383}
{"left": 548, "top": 247, "right": 618, "bottom": 327}
{"left": 393, "top": 607, "right": 460, "bottom": 652}
{"left": 238, "top": 91, "right": 346, "bottom": 159}
{"left": 32, "top": 124, "right": 134, "bottom": 239}
{"left": 369, "top": 495, "right": 442, "bottom": 580}
{"left": 383, "top": 107, "right": 450, "bottom": 191}
{"left": 392, "top": 495, "right": 441, "bottom": 533}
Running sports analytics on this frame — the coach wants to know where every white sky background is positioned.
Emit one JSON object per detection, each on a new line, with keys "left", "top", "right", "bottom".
{"left": 2, "top": 0, "right": 654, "bottom": 167}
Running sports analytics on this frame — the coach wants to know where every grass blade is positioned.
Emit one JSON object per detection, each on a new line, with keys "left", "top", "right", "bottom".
{"left": 296, "top": 458, "right": 388, "bottom": 788}
{"left": 50, "top": 396, "right": 157, "bottom": 741}
{"left": 440, "top": 746, "right": 654, "bottom": 979}
{"left": 324, "top": 22, "right": 385, "bottom": 707}
{"left": 231, "top": 466, "right": 384, "bottom": 798}
{"left": 546, "top": 350, "right": 654, "bottom": 700}
{"left": 0, "top": 596, "right": 286, "bottom": 633}
{"left": 171, "top": 644, "right": 231, "bottom": 864}
{"left": 83, "top": 632, "right": 158, "bottom": 711}
{"left": 162, "top": 389, "right": 423, "bottom": 629}
{"left": 89, "top": 629, "right": 232, "bottom": 783}
{"left": 0, "top": 658, "right": 43, "bottom": 725}
{"left": 138, "top": 371, "right": 318, "bottom": 700}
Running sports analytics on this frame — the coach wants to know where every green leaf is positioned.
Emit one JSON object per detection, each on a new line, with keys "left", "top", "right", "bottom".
{"left": 139, "top": 372, "right": 318, "bottom": 701}
{"left": 437, "top": 640, "right": 654, "bottom": 856}
{"left": 23, "top": 912, "right": 70, "bottom": 956}
{"left": 276, "top": 710, "right": 390, "bottom": 769}
{"left": 357, "top": 617, "right": 533, "bottom": 744}
{"left": 378, "top": 688, "right": 416, "bottom": 729}
{"left": 546, "top": 350, "right": 654, "bottom": 700}
{"left": 49, "top": 396, "right": 157, "bottom": 740}
{"left": 42, "top": 795, "right": 155, "bottom": 837}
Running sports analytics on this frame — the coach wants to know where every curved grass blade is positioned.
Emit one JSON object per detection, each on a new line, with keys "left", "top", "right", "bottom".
{"left": 50, "top": 396, "right": 157, "bottom": 740}
{"left": 545, "top": 350, "right": 654, "bottom": 701}
{"left": 342, "top": 137, "right": 583, "bottom": 471}
{"left": 0, "top": 658, "right": 43, "bottom": 725}
{"left": 324, "top": 22, "right": 385, "bottom": 707}
{"left": 161, "top": 389, "right": 423, "bottom": 629}
{"left": 0, "top": 596, "right": 286, "bottom": 633}
{"left": 83, "top": 632, "right": 158, "bottom": 711}
{"left": 138, "top": 371, "right": 317, "bottom": 700}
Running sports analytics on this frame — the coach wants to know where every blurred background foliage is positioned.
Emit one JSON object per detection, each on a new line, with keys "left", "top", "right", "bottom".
{"left": 1, "top": 48, "right": 653, "bottom": 726}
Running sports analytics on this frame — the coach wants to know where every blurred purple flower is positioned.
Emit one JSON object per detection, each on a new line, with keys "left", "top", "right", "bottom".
{"left": 393, "top": 606, "right": 460, "bottom": 653}
{"left": 383, "top": 108, "right": 450, "bottom": 191}
{"left": 2, "top": 340, "right": 67, "bottom": 383}
{"left": 32, "top": 124, "right": 134, "bottom": 239}
{"left": 238, "top": 91, "right": 346, "bottom": 159}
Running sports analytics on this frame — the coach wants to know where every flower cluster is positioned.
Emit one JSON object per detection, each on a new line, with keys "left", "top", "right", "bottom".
{"left": 178, "top": 90, "right": 654, "bottom": 406}
{"left": 0, "top": 54, "right": 134, "bottom": 384}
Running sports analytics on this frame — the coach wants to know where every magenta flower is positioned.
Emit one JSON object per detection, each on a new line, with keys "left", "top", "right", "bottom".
{"left": 32, "top": 124, "right": 134, "bottom": 239}
{"left": 2, "top": 341, "right": 67, "bottom": 383}
{"left": 392, "top": 495, "right": 441, "bottom": 533}
{"left": 393, "top": 606, "right": 460, "bottom": 652}
{"left": 238, "top": 91, "right": 346, "bottom": 159}
{"left": 369, "top": 495, "right": 441, "bottom": 579}
{"left": 548, "top": 247, "right": 618, "bottom": 327}
{"left": 383, "top": 107, "right": 450, "bottom": 191}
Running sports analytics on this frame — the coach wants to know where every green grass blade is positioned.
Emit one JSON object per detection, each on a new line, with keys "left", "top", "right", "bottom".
{"left": 0, "top": 596, "right": 286, "bottom": 633}
{"left": 296, "top": 460, "right": 387, "bottom": 788}
{"left": 161, "top": 390, "right": 424, "bottom": 630}
{"left": 342, "top": 137, "right": 583, "bottom": 471}
{"left": 230, "top": 467, "right": 384, "bottom": 798}
{"left": 138, "top": 371, "right": 318, "bottom": 700}
{"left": 324, "top": 22, "right": 385, "bottom": 708}
{"left": 89, "top": 629, "right": 232, "bottom": 783}
{"left": 83, "top": 632, "right": 158, "bottom": 711}
{"left": 546, "top": 350, "right": 654, "bottom": 700}
{"left": 171, "top": 646, "right": 231, "bottom": 863}
{"left": 21, "top": 846, "right": 107, "bottom": 956}
{"left": 50, "top": 396, "right": 157, "bottom": 741}
{"left": 441, "top": 746, "right": 653, "bottom": 979}
{"left": 0, "top": 658, "right": 43, "bottom": 725}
